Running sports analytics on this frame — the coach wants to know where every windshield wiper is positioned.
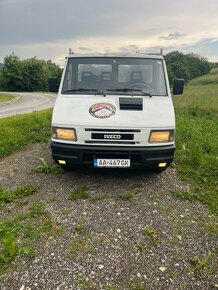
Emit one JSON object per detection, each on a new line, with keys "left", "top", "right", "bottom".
{"left": 64, "top": 88, "right": 99, "bottom": 93}
{"left": 63, "top": 88, "right": 106, "bottom": 96}
{"left": 106, "top": 88, "right": 152, "bottom": 97}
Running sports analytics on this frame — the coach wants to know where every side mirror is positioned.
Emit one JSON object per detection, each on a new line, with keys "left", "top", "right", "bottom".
{"left": 173, "top": 79, "right": 184, "bottom": 95}
{"left": 48, "top": 77, "right": 59, "bottom": 92}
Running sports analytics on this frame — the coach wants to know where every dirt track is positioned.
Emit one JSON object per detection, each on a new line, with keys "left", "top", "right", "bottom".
{"left": 0, "top": 143, "right": 217, "bottom": 290}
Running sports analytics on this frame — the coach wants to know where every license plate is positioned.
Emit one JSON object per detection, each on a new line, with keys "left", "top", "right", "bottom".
{"left": 94, "top": 159, "right": 130, "bottom": 168}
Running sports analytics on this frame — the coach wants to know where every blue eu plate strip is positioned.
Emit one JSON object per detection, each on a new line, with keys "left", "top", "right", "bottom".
{"left": 94, "top": 159, "right": 98, "bottom": 167}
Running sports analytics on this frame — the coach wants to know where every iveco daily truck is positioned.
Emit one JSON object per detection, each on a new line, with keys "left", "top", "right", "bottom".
{"left": 49, "top": 50, "right": 184, "bottom": 170}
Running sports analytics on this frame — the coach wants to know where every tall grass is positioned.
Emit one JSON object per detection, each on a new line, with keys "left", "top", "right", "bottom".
{"left": 188, "top": 68, "right": 218, "bottom": 86}
{"left": 173, "top": 70, "right": 218, "bottom": 214}
{"left": 0, "top": 109, "right": 52, "bottom": 157}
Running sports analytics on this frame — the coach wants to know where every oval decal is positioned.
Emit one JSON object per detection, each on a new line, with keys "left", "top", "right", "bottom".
{"left": 89, "top": 103, "right": 116, "bottom": 119}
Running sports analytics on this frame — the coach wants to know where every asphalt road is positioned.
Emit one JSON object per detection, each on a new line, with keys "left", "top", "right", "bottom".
{"left": 0, "top": 92, "right": 56, "bottom": 118}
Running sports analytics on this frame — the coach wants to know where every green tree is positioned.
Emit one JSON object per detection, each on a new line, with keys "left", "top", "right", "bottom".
{"left": 0, "top": 54, "right": 24, "bottom": 91}
{"left": 0, "top": 54, "right": 62, "bottom": 91}
{"left": 186, "top": 53, "right": 212, "bottom": 78}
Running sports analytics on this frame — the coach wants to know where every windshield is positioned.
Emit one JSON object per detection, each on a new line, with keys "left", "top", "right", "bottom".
{"left": 62, "top": 57, "right": 167, "bottom": 96}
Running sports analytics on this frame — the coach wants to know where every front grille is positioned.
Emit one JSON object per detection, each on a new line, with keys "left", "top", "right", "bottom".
{"left": 85, "top": 128, "right": 141, "bottom": 145}
{"left": 85, "top": 128, "right": 141, "bottom": 132}
{"left": 85, "top": 141, "right": 136, "bottom": 145}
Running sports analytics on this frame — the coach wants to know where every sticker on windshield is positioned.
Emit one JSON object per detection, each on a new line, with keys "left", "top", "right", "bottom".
{"left": 89, "top": 103, "right": 116, "bottom": 118}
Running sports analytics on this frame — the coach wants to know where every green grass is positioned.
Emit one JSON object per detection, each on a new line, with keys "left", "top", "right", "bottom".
{"left": 190, "top": 254, "right": 212, "bottom": 275}
{"left": 0, "top": 109, "right": 52, "bottom": 157}
{"left": 0, "top": 184, "right": 38, "bottom": 206}
{"left": 67, "top": 235, "right": 95, "bottom": 256}
{"left": 173, "top": 69, "right": 218, "bottom": 214}
{"left": 67, "top": 232, "right": 105, "bottom": 258}
{"left": 129, "top": 283, "right": 146, "bottom": 290}
{"left": 68, "top": 185, "right": 90, "bottom": 201}
{"left": 75, "top": 277, "right": 95, "bottom": 289}
{"left": 104, "top": 284, "right": 120, "bottom": 290}
{"left": 32, "top": 158, "right": 62, "bottom": 173}
{"left": 0, "top": 93, "right": 14, "bottom": 103}
{"left": 188, "top": 68, "right": 218, "bottom": 86}
{"left": 0, "top": 201, "right": 62, "bottom": 275}
{"left": 143, "top": 227, "right": 159, "bottom": 245}
{"left": 119, "top": 191, "right": 133, "bottom": 201}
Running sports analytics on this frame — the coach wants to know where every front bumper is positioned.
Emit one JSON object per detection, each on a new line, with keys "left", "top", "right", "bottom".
{"left": 51, "top": 142, "right": 175, "bottom": 169}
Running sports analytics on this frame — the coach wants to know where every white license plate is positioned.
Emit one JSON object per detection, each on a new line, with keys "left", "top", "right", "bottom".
{"left": 94, "top": 159, "right": 130, "bottom": 168}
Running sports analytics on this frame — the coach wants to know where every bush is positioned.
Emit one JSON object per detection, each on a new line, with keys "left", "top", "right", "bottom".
{"left": 165, "top": 51, "right": 213, "bottom": 85}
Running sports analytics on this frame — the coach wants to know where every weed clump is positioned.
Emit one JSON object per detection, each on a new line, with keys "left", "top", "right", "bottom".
{"left": 68, "top": 185, "right": 89, "bottom": 201}
{"left": 190, "top": 254, "right": 212, "bottom": 275}
{"left": 33, "top": 158, "right": 62, "bottom": 174}
{"left": 0, "top": 184, "right": 38, "bottom": 206}
{"left": 119, "top": 191, "right": 133, "bottom": 201}
{"left": 0, "top": 201, "right": 62, "bottom": 275}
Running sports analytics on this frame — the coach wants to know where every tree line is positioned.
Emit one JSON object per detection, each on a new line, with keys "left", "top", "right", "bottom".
{"left": 165, "top": 51, "right": 214, "bottom": 85}
{"left": 0, "top": 54, "right": 62, "bottom": 91}
{"left": 0, "top": 51, "right": 215, "bottom": 91}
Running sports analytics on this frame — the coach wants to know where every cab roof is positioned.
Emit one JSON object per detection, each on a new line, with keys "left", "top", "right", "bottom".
{"left": 67, "top": 52, "right": 164, "bottom": 60}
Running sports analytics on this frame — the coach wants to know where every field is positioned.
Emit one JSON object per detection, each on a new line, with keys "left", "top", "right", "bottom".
{"left": 173, "top": 69, "right": 218, "bottom": 214}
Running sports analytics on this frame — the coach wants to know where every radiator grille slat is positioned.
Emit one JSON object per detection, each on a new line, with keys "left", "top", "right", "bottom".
{"left": 85, "top": 141, "right": 136, "bottom": 145}
{"left": 85, "top": 128, "right": 141, "bottom": 132}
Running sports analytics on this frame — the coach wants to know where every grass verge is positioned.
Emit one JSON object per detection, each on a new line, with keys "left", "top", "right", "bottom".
{"left": 0, "top": 93, "right": 15, "bottom": 103}
{"left": 173, "top": 70, "right": 218, "bottom": 214}
{"left": 0, "top": 109, "right": 52, "bottom": 157}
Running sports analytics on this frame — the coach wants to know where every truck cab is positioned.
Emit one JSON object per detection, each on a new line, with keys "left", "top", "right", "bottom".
{"left": 50, "top": 51, "right": 184, "bottom": 170}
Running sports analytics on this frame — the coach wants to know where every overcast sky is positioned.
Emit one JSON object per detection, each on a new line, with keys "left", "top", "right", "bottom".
{"left": 0, "top": 0, "right": 218, "bottom": 66}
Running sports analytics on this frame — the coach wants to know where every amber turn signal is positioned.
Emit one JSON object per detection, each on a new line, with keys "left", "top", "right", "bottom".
{"left": 52, "top": 127, "right": 77, "bottom": 141}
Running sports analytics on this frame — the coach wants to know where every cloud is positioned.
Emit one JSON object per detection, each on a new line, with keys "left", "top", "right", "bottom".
{"left": 78, "top": 47, "right": 93, "bottom": 52}
{"left": 159, "top": 32, "right": 187, "bottom": 40}
{"left": 0, "top": 0, "right": 218, "bottom": 63}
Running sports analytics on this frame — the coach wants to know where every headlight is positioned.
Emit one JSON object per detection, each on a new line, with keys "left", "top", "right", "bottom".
{"left": 52, "top": 127, "right": 77, "bottom": 141}
{"left": 149, "top": 130, "right": 174, "bottom": 143}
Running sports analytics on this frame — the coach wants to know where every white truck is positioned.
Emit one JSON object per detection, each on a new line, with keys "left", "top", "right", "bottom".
{"left": 49, "top": 50, "right": 184, "bottom": 170}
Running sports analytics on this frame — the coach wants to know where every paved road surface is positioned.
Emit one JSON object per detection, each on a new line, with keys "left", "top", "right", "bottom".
{"left": 0, "top": 92, "right": 56, "bottom": 118}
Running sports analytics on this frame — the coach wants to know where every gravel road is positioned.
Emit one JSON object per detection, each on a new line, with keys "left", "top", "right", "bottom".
{"left": 0, "top": 143, "right": 217, "bottom": 290}
{"left": 0, "top": 92, "right": 56, "bottom": 118}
